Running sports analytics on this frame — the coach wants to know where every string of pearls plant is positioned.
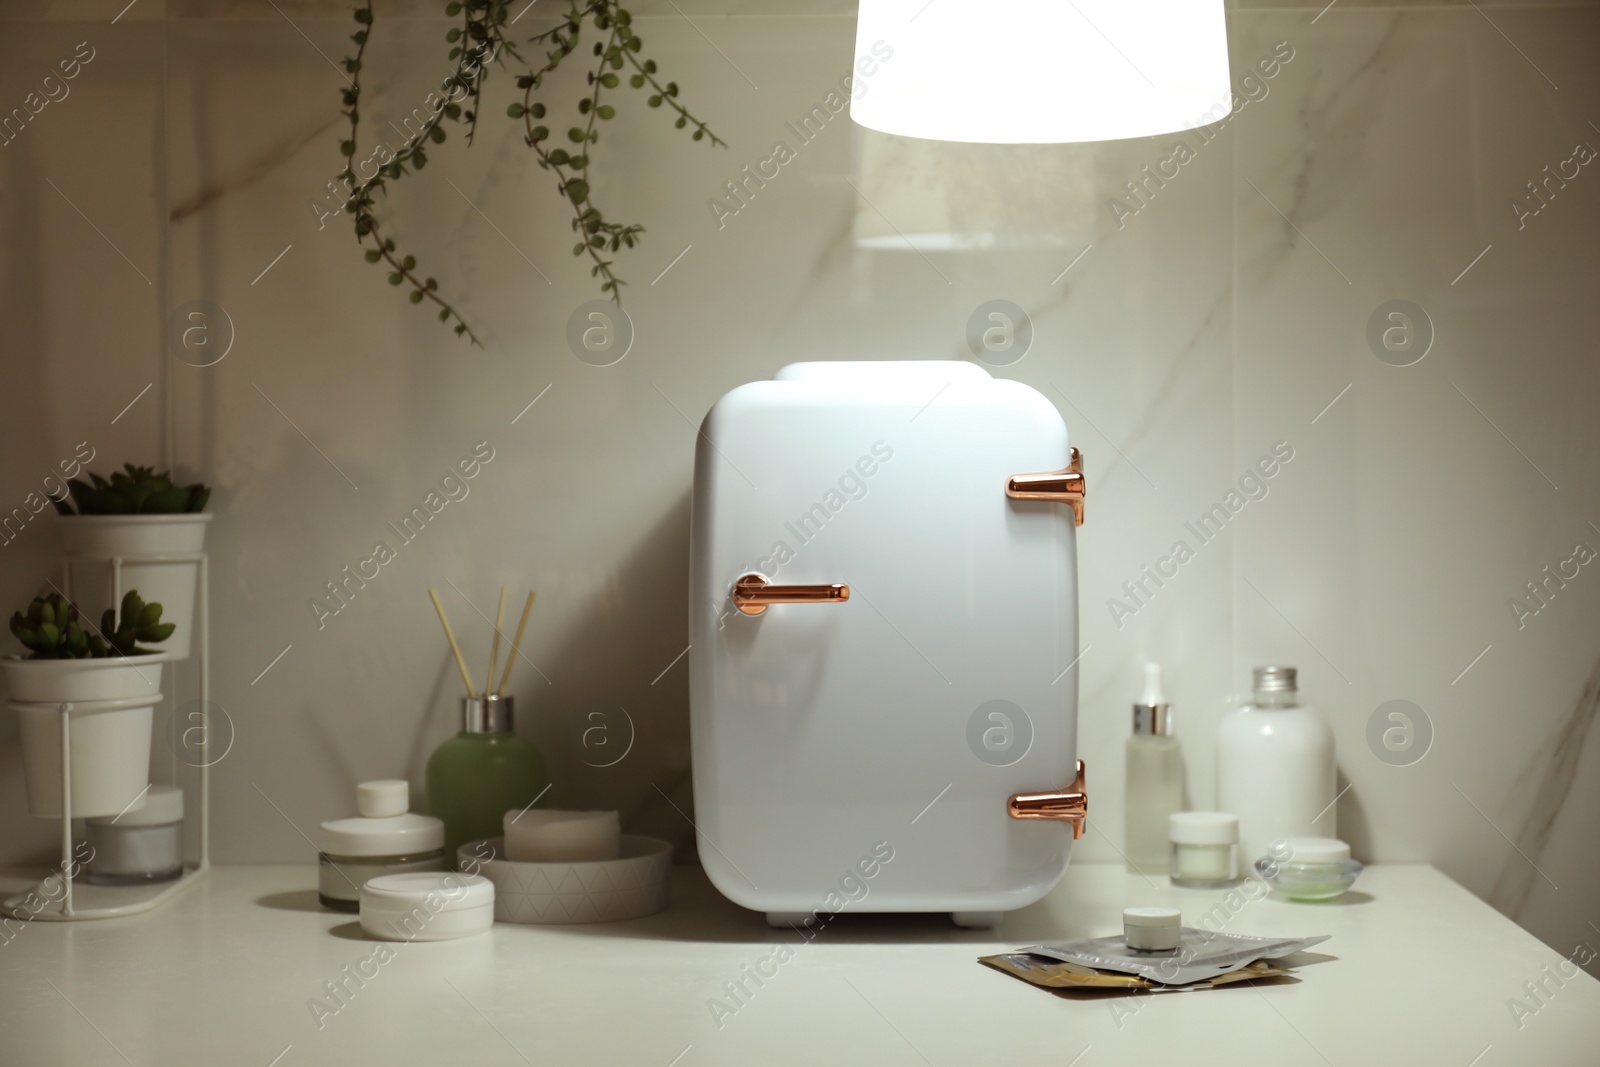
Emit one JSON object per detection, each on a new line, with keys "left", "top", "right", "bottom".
{"left": 339, "top": 1, "right": 724, "bottom": 346}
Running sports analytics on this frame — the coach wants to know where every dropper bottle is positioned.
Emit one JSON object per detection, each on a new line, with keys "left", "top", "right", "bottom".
{"left": 1125, "top": 663, "right": 1186, "bottom": 872}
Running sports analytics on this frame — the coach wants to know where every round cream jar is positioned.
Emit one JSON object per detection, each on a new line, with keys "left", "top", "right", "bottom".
{"left": 318, "top": 780, "right": 446, "bottom": 912}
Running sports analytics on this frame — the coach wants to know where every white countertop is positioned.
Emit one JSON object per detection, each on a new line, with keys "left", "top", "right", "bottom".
{"left": 0, "top": 863, "right": 1595, "bottom": 1066}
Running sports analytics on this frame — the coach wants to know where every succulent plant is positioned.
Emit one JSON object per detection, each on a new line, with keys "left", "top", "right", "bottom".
{"left": 51, "top": 464, "right": 209, "bottom": 516}
{"left": 9, "top": 591, "right": 174, "bottom": 659}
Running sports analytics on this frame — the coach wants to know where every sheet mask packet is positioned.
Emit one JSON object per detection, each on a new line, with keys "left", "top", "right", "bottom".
{"left": 1017, "top": 928, "right": 1330, "bottom": 986}
{"left": 980, "top": 952, "right": 1291, "bottom": 992}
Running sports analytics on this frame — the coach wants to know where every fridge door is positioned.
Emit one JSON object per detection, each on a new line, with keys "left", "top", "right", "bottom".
{"left": 690, "top": 363, "right": 1081, "bottom": 914}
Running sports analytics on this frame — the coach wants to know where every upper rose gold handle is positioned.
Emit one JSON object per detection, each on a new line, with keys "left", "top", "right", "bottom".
{"left": 732, "top": 574, "right": 851, "bottom": 616}
{"left": 1006, "top": 446, "right": 1086, "bottom": 526}
{"left": 1008, "top": 759, "right": 1088, "bottom": 839}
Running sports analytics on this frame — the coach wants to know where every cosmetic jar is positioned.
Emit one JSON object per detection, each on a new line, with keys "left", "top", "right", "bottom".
{"left": 1254, "top": 837, "right": 1363, "bottom": 901}
{"left": 360, "top": 872, "right": 495, "bottom": 941}
{"left": 1169, "top": 811, "right": 1241, "bottom": 888}
{"left": 318, "top": 780, "right": 446, "bottom": 912}
{"left": 1123, "top": 906, "right": 1181, "bottom": 952}
{"left": 84, "top": 785, "right": 184, "bottom": 885}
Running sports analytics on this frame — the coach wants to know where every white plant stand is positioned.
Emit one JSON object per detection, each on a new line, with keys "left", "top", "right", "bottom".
{"left": 3, "top": 552, "right": 210, "bottom": 920}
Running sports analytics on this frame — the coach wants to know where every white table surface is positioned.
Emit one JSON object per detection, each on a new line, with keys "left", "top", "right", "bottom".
{"left": 0, "top": 863, "right": 1595, "bottom": 1066}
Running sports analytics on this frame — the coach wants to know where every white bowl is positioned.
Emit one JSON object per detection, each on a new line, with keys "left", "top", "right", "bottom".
{"left": 459, "top": 835, "right": 671, "bottom": 925}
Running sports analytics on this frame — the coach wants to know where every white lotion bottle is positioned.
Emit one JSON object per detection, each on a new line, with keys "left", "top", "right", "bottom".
{"left": 1216, "top": 666, "right": 1336, "bottom": 866}
{"left": 1125, "top": 664, "right": 1185, "bottom": 872}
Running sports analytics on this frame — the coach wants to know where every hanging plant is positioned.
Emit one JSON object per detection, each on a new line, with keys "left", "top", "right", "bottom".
{"left": 338, "top": 1, "right": 724, "bottom": 346}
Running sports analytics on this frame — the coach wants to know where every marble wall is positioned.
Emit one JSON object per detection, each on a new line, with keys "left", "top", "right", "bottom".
{"left": 1, "top": 1, "right": 1597, "bottom": 971}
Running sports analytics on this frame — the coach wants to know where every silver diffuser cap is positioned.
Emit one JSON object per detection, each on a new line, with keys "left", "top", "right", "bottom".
{"left": 462, "top": 694, "right": 514, "bottom": 733}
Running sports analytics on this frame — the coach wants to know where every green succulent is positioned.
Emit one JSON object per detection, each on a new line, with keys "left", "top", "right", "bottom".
{"left": 9, "top": 591, "right": 174, "bottom": 659}
{"left": 52, "top": 464, "right": 210, "bottom": 515}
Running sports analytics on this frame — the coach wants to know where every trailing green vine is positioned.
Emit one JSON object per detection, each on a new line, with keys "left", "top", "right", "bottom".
{"left": 338, "top": 1, "right": 723, "bottom": 346}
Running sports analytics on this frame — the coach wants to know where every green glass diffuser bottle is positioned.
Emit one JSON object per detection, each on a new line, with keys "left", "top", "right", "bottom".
{"left": 426, "top": 694, "right": 548, "bottom": 867}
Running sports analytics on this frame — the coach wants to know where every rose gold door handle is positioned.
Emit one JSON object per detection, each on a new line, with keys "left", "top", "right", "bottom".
{"left": 732, "top": 573, "right": 851, "bottom": 616}
{"left": 1008, "top": 759, "right": 1088, "bottom": 839}
{"left": 1006, "top": 446, "right": 1086, "bottom": 526}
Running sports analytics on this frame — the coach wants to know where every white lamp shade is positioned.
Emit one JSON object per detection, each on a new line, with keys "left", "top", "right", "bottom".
{"left": 851, "top": 0, "right": 1233, "bottom": 144}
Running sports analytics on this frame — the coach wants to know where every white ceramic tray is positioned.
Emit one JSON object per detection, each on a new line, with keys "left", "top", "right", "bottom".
{"left": 458, "top": 835, "right": 670, "bottom": 925}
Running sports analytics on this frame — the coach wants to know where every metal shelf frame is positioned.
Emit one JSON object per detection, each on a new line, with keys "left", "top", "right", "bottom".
{"left": 4, "top": 551, "right": 210, "bottom": 920}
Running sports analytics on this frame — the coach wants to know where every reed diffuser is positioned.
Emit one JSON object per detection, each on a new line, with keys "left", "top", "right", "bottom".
{"left": 424, "top": 586, "right": 549, "bottom": 868}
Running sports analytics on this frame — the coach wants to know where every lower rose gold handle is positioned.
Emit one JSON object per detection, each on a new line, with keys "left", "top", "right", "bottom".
{"left": 732, "top": 573, "right": 851, "bottom": 616}
{"left": 1008, "top": 759, "right": 1088, "bottom": 839}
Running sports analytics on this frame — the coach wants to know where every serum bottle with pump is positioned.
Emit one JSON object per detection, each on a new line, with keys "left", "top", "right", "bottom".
{"left": 1125, "top": 663, "right": 1185, "bottom": 872}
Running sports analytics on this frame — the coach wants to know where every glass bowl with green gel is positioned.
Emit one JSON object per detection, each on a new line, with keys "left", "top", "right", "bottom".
{"left": 1254, "top": 837, "right": 1363, "bottom": 901}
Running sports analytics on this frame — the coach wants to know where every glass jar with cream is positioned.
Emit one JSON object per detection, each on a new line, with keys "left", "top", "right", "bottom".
{"left": 318, "top": 780, "right": 446, "bottom": 912}
{"left": 1255, "top": 836, "right": 1363, "bottom": 900}
{"left": 1168, "top": 811, "right": 1241, "bottom": 888}
{"left": 85, "top": 785, "right": 185, "bottom": 885}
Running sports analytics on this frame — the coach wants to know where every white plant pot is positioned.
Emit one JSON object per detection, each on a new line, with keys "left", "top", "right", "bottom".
{"left": 58, "top": 514, "right": 210, "bottom": 661}
{"left": 3, "top": 656, "right": 164, "bottom": 819}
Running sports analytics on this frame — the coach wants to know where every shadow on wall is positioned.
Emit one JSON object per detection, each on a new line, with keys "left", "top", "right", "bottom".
{"left": 395, "top": 487, "right": 701, "bottom": 865}
{"left": 0, "top": 115, "right": 64, "bottom": 869}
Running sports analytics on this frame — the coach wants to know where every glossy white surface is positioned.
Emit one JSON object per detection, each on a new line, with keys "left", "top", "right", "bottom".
{"left": 1, "top": 863, "right": 1597, "bottom": 1065}
{"left": 2, "top": 0, "right": 1599, "bottom": 978}
{"left": 691, "top": 364, "right": 1078, "bottom": 913}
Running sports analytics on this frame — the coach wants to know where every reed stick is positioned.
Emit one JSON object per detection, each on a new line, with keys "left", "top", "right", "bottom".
{"left": 495, "top": 590, "right": 536, "bottom": 696}
{"left": 428, "top": 588, "right": 477, "bottom": 698}
{"left": 486, "top": 586, "right": 507, "bottom": 698}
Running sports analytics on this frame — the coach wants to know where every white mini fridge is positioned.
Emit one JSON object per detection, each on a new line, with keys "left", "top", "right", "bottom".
{"left": 689, "top": 361, "right": 1087, "bottom": 928}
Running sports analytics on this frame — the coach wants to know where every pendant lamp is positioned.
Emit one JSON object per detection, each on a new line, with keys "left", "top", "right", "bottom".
{"left": 851, "top": 0, "right": 1233, "bottom": 144}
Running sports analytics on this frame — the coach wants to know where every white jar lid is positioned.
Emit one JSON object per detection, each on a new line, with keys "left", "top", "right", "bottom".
{"left": 360, "top": 873, "right": 494, "bottom": 941}
{"left": 1169, "top": 811, "right": 1239, "bottom": 845}
{"left": 321, "top": 781, "right": 443, "bottom": 857}
{"left": 1122, "top": 906, "right": 1180, "bottom": 929}
{"left": 88, "top": 785, "right": 183, "bottom": 828}
{"left": 357, "top": 779, "right": 410, "bottom": 818}
{"left": 321, "top": 813, "right": 443, "bottom": 857}
{"left": 1279, "top": 837, "right": 1351, "bottom": 863}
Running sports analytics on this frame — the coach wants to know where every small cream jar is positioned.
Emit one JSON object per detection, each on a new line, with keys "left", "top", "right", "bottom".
{"left": 85, "top": 785, "right": 185, "bottom": 885}
{"left": 1169, "top": 811, "right": 1242, "bottom": 888}
{"left": 1123, "top": 906, "right": 1181, "bottom": 952}
{"left": 318, "top": 781, "right": 445, "bottom": 912}
{"left": 360, "top": 872, "right": 495, "bottom": 941}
